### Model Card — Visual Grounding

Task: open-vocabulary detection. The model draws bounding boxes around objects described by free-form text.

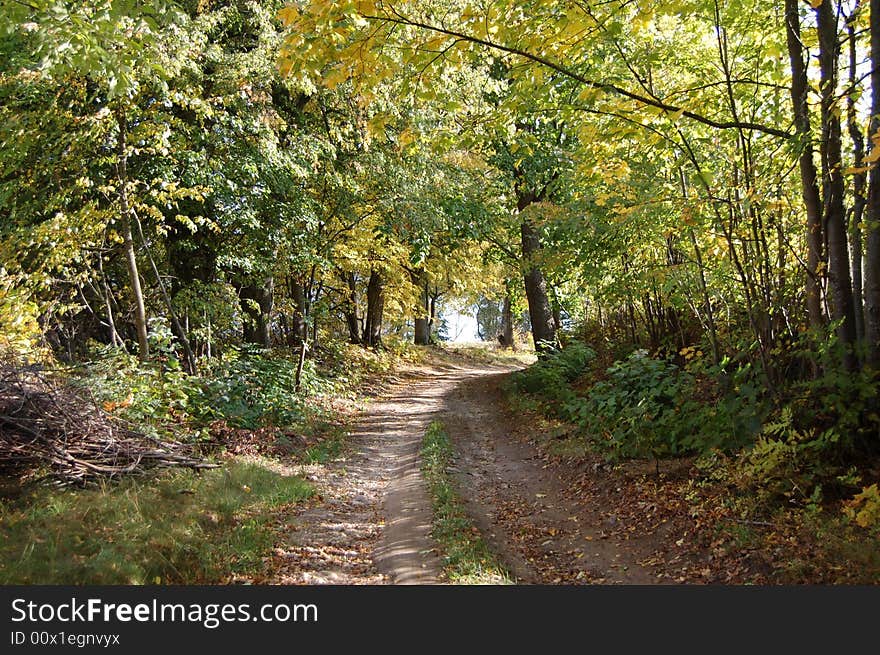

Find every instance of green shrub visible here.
[510,342,595,418]
[190,347,314,429]
[733,332,880,506]
[73,343,201,440]
[577,350,694,459]
[76,343,332,435]
[578,351,763,460]
[512,345,763,462]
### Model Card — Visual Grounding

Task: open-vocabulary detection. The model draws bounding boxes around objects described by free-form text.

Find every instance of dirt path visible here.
[270,357,666,585]
[270,360,509,584]
[444,371,664,584]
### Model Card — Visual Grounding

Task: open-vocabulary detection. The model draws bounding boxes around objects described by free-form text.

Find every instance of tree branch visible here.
[363,13,793,139]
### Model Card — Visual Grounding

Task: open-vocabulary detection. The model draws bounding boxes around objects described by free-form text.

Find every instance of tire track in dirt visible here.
[271,356,664,585]
[442,370,663,584]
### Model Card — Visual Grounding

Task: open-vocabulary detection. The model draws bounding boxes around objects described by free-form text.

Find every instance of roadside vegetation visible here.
[421,421,512,584]
[507,341,880,583]
[0,333,422,583]
[0,460,313,584]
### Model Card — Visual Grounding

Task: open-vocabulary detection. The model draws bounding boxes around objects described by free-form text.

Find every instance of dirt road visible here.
[270,357,663,584]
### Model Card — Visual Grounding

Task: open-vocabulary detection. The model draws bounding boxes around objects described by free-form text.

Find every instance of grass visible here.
[303,424,349,464]
[421,421,513,584]
[438,342,537,367]
[0,458,313,584]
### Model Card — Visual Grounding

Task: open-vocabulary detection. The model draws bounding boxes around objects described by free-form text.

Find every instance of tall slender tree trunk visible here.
[501,290,515,349]
[817,0,858,370]
[412,268,430,345]
[96,255,124,350]
[362,269,385,348]
[785,0,825,332]
[847,18,867,345]
[429,289,439,336]
[133,213,196,374]
[289,278,307,346]
[550,284,562,333]
[518,194,557,352]
[342,271,361,344]
[865,0,880,368]
[116,108,149,362]
[678,168,720,363]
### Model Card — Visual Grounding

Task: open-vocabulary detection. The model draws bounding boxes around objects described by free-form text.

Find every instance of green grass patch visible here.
[421,421,512,584]
[302,424,349,464]
[0,459,313,584]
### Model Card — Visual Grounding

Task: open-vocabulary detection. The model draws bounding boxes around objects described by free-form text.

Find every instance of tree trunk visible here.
[362,269,385,348]
[295,339,308,390]
[412,268,431,345]
[550,285,562,333]
[520,212,557,353]
[865,0,880,368]
[116,108,149,362]
[133,213,197,374]
[501,291,515,349]
[414,317,430,345]
[785,0,825,332]
[847,17,866,345]
[241,278,273,347]
[289,278,307,346]
[96,256,124,350]
[342,271,361,344]
[678,168,720,363]
[817,0,858,370]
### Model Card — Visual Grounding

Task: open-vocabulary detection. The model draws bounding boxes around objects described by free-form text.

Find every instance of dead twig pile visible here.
[0,366,215,485]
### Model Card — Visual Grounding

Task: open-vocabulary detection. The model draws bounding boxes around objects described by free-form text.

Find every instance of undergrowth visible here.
[1,333,427,583]
[507,338,880,582]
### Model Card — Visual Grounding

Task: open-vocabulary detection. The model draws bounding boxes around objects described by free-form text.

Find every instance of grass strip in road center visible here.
[421,421,512,585]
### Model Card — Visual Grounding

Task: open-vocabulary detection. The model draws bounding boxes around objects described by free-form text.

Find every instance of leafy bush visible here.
[582,352,763,460]
[575,350,697,460]
[510,342,595,416]
[733,334,879,506]
[512,346,763,461]
[190,347,313,429]
[845,484,880,530]
[735,413,837,506]
[0,277,45,361]
[76,341,329,438]
[73,343,200,441]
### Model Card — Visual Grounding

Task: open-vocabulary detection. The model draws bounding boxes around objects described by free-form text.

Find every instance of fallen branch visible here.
[0,365,215,485]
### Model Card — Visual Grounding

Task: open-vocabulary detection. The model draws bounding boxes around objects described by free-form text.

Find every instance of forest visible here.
[1,0,879,585]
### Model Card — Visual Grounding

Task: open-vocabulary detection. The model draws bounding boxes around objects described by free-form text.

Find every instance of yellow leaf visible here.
[276,6,299,26]
[367,114,390,140]
[355,0,376,14]
[398,128,416,148]
[808,0,822,7]
[323,65,349,89]
[862,149,880,164]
